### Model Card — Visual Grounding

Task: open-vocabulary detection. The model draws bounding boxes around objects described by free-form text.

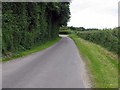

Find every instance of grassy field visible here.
[2,37,61,62]
[69,34,118,88]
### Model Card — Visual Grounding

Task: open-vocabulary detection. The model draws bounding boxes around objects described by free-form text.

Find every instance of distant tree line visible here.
[68,26,99,31]
[2,2,70,56]
[68,26,85,31]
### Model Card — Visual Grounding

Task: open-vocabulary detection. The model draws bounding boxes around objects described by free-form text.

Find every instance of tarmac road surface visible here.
[2,35,91,88]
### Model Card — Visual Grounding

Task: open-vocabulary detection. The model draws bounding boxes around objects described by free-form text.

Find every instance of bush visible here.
[59,30,71,34]
[76,29,119,54]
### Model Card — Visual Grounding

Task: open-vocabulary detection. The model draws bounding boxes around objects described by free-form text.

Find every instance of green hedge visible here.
[76,29,119,54]
[2,2,70,57]
[59,30,71,34]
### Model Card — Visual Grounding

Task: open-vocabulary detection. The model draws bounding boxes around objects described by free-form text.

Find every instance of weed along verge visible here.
[2,37,61,62]
[69,34,118,88]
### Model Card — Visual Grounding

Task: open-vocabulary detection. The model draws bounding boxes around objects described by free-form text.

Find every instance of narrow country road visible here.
[2,35,90,88]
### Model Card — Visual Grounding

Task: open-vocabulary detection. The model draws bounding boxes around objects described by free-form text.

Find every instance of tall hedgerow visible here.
[2,2,70,56]
[76,28,119,54]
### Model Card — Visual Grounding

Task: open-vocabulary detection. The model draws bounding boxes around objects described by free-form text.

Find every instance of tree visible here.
[2,2,71,56]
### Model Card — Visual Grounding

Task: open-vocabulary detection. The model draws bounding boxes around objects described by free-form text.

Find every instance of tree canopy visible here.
[2,2,70,56]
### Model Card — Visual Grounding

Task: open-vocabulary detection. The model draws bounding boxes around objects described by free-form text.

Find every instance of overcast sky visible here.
[67,0,119,29]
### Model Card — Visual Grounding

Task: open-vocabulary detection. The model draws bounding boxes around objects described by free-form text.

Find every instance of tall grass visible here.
[70,34,118,88]
[3,37,61,62]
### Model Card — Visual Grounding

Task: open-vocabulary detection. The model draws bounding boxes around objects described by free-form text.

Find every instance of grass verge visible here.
[69,34,118,88]
[2,37,61,62]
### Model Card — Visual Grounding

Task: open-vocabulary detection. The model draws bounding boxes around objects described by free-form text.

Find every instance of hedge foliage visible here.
[2,2,70,56]
[76,28,119,54]
[59,26,71,34]
[59,30,71,34]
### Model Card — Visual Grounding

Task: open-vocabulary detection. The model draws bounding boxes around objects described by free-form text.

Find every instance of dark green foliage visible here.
[68,26,99,33]
[85,28,99,31]
[2,2,70,57]
[76,28,119,54]
[68,26,86,31]
[59,26,71,34]
[59,30,71,34]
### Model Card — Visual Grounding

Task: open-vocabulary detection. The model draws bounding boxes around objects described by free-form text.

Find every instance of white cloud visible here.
[68,0,119,29]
